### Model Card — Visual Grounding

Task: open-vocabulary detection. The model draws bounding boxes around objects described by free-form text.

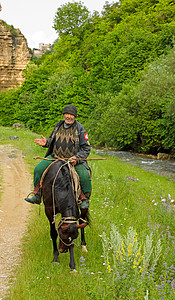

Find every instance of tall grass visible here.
[1,127,175,299]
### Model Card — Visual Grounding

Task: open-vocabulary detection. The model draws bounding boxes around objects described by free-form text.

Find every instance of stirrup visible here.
[80,199,89,209]
[24,192,41,205]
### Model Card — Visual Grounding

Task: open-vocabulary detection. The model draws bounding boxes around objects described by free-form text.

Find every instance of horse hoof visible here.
[70,269,77,275]
[82,245,88,253]
[52,259,60,264]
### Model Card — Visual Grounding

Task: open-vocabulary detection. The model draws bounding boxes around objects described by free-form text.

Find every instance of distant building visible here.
[33,43,52,58]
[39,43,51,51]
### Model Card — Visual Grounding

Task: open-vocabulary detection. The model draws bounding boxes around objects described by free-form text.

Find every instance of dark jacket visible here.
[44,120,90,169]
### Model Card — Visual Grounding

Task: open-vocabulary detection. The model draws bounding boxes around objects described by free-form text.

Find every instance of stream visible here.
[95,149,175,178]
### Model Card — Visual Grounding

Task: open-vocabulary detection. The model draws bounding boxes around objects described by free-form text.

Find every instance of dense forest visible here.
[0,0,175,154]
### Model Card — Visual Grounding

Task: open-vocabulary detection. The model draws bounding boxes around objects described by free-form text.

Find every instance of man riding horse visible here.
[25,104,91,209]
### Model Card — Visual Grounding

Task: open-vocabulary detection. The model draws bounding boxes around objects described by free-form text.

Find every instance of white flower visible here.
[154,203,158,205]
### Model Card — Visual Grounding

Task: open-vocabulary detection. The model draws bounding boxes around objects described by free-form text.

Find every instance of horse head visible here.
[58,221,87,253]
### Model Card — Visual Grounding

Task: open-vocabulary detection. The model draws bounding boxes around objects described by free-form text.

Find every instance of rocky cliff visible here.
[0,20,31,92]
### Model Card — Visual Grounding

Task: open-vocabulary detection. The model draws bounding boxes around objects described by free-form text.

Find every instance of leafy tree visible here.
[1,0,175,154]
[53,1,90,36]
[87,47,175,153]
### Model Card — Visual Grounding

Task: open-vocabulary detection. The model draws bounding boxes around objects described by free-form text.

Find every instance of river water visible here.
[95,149,175,178]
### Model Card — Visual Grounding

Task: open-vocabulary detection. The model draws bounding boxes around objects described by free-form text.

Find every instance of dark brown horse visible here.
[42,160,89,272]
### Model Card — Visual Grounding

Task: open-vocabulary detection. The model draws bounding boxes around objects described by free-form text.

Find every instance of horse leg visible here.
[69,244,77,272]
[80,209,88,253]
[50,222,60,263]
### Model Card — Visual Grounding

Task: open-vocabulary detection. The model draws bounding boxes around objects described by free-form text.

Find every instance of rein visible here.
[50,160,82,232]
[59,235,74,247]
[57,216,77,229]
[57,216,87,229]
[42,159,87,247]
[51,160,69,227]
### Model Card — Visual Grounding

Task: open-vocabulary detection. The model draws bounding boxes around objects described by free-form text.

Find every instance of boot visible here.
[80,192,90,209]
[25,192,41,204]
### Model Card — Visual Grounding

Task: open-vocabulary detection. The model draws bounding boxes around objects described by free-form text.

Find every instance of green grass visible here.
[1,127,175,299]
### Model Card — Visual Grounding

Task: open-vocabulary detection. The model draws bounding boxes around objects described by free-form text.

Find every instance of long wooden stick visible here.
[33,156,110,161]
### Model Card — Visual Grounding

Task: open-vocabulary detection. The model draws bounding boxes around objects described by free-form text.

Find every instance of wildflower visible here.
[133,260,137,269]
[107,261,112,273]
[128,243,133,257]
[121,241,125,255]
[135,246,142,258]
[116,251,119,260]
[80,256,85,262]
[119,255,123,262]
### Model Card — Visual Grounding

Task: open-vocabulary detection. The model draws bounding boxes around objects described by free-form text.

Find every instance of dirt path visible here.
[0,145,32,299]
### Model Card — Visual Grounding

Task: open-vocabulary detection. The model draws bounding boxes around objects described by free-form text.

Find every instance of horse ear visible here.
[61,224,70,231]
[76,223,87,229]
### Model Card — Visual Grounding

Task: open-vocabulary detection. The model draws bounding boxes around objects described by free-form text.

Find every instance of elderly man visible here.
[25,104,91,209]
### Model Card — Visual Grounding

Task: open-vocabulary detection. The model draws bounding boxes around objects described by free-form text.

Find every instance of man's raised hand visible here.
[34,135,47,146]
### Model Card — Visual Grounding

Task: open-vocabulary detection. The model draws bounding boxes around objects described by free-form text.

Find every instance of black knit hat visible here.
[62,105,77,117]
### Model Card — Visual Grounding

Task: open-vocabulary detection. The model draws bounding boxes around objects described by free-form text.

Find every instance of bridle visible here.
[59,235,74,247]
[43,159,87,247]
[58,217,77,247]
[57,216,78,229]
[57,216,87,247]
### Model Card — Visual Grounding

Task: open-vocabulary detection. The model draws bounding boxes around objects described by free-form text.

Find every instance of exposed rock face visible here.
[0,20,31,92]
